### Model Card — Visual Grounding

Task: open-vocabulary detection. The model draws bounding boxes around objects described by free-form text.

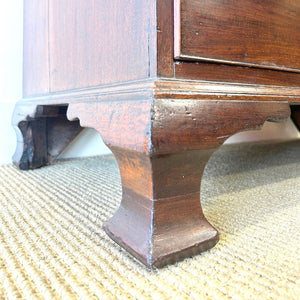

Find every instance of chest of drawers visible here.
[13,0,300,267]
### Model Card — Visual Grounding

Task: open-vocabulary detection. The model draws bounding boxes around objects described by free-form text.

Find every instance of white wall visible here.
[226,118,299,144]
[0,1,299,165]
[0,1,23,164]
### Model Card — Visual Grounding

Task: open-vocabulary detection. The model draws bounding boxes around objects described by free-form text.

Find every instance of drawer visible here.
[174,0,300,72]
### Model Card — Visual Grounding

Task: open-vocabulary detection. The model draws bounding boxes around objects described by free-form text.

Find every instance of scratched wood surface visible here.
[175,0,300,72]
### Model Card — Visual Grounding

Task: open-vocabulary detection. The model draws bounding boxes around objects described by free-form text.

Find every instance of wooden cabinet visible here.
[14,0,300,268]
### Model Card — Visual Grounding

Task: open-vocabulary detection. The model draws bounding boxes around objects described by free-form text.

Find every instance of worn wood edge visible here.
[103,186,219,269]
[151,234,219,268]
[176,53,300,74]
[104,221,219,269]
[154,79,300,102]
[15,78,300,109]
[151,99,291,154]
[19,79,156,105]
[103,223,152,268]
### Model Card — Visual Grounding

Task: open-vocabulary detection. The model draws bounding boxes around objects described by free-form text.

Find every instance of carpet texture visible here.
[0,140,299,299]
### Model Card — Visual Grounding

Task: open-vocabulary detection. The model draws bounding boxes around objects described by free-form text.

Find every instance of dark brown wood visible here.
[157,0,175,77]
[68,95,290,267]
[151,99,291,153]
[175,0,300,72]
[14,0,300,268]
[174,62,300,87]
[48,0,156,92]
[156,0,300,88]
[12,104,83,170]
[154,79,300,102]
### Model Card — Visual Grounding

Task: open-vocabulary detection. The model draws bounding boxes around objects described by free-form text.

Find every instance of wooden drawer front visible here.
[174,0,300,72]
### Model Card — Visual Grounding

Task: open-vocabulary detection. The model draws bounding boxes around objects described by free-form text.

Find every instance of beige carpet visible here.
[0,140,299,299]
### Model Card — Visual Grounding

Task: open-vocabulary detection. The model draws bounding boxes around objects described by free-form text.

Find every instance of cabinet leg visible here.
[68,97,290,268]
[12,104,83,170]
[104,148,218,267]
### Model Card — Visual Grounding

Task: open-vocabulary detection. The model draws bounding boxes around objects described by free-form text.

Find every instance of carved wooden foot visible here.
[12,104,83,170]
[68,92,290,268]
[103,149,219,267]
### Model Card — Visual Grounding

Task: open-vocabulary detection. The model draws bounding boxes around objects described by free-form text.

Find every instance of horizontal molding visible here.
[20,79,156,105]
[17,78,300,106]
[155,79,300,103]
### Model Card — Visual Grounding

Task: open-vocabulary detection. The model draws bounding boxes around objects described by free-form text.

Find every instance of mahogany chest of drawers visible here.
[13,0,300,267]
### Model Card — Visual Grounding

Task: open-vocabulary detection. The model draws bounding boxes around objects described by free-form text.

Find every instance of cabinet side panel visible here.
[23,0,50,97]
[49,0,156,91]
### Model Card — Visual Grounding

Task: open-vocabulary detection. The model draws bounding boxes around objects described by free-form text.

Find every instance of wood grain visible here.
[157,0,175,77]
[67,98,153,154]
[49,0,156,91]
[69,95,291,267]
[104,184,219,268]
[175,0,300,72]
[155,79,300,102]
[23,0,49,96]
[174,62,300,88]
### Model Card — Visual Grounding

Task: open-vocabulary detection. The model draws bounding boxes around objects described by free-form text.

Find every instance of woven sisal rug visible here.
[0,140,299,299]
